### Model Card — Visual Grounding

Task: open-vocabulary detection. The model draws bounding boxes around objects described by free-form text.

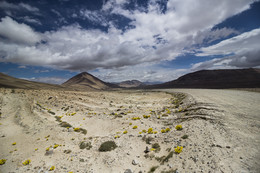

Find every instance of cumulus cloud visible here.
[90,63,188,83]
[192,28,260,70]
[196,28,260,57]
[0,0,258,82]
[0,16,41,45]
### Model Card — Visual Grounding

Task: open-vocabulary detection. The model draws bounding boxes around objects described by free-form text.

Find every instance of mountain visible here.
[62,72,118,90]
[0,73,64,90]
[118,80,144,88]
[146,68,260,89]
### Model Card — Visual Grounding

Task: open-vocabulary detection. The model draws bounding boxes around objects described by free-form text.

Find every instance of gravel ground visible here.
[0,88,259,173]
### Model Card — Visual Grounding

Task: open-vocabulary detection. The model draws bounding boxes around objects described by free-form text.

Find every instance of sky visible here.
[0,0,260,84]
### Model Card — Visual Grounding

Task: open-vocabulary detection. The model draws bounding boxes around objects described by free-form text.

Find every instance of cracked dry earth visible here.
[0,88,259,173]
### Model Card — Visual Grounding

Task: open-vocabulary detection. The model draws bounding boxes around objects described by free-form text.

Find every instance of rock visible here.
[124,169,133,173]
[216,144,222,148]
[68,127,73,132]
[168,164,173,168]
[144,146,149,153]
[132,159,139,165]
[45,147,54,155]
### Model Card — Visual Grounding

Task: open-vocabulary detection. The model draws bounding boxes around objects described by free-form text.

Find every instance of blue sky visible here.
[0,0,260,84]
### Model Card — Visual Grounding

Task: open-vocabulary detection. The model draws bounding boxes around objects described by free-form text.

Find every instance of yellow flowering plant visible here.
[174,146,183,154]
[22,159,31,165]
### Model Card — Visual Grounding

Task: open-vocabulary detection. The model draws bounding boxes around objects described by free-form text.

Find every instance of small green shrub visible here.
[59,121,72,128]
[48,110,55,115]
[161,169,178,173]
[152,143,160,148]
[148,166,159,173]
[98,141,117,152]
[79,128,87,135]
[133,126,138,129]
[142,136,154,144]
[156,151,174,164]
[79,141,92,150]
[181,134,188,139]
[151,143,161,152]
[55,116,62,122]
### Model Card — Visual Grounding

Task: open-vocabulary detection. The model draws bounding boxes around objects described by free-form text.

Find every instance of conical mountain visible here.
[62,72,118,90]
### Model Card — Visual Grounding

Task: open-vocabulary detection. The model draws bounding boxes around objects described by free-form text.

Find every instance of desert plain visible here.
[0,88,260,173]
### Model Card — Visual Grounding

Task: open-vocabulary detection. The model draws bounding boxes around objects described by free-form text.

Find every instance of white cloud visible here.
[18,65,26,68]
[19,3,39,12]
[197,28,260,57]
[24,77,66,84]
[191,29,260,71]
[0,16,41,45]
[80,9,108,26]
[90,63,188,83]
[35,70,50,73]
[191,28,260,70]
[0,0,258,82]
[192,48,260,71]
[21,16,42,25]
[0,1,39,12]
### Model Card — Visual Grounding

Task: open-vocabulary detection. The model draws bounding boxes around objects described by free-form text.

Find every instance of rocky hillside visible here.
[0,73,63,90]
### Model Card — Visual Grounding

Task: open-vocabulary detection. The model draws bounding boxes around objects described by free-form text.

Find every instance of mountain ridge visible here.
[0,72,64,90]
[117,80,145,88]
[145,68,260,89]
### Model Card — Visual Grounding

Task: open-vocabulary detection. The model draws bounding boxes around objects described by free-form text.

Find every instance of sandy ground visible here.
[0,88,259,173]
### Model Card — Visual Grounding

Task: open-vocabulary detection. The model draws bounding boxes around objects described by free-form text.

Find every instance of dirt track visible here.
[161,89,260,172]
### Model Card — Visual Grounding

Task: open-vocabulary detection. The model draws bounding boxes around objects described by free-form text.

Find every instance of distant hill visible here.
[118,80,145,88]
[0,73,64,90]
[62,72,119,90]
[146,68,260,89]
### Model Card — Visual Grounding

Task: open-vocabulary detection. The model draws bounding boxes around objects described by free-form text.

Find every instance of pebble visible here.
[144,146,149,153]
[45,147,54,155]
[68,127,73,132]
[124,169,133,173]
[132,159,139,165]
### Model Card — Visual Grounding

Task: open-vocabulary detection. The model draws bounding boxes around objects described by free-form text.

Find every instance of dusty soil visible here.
[0,88,259,173]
